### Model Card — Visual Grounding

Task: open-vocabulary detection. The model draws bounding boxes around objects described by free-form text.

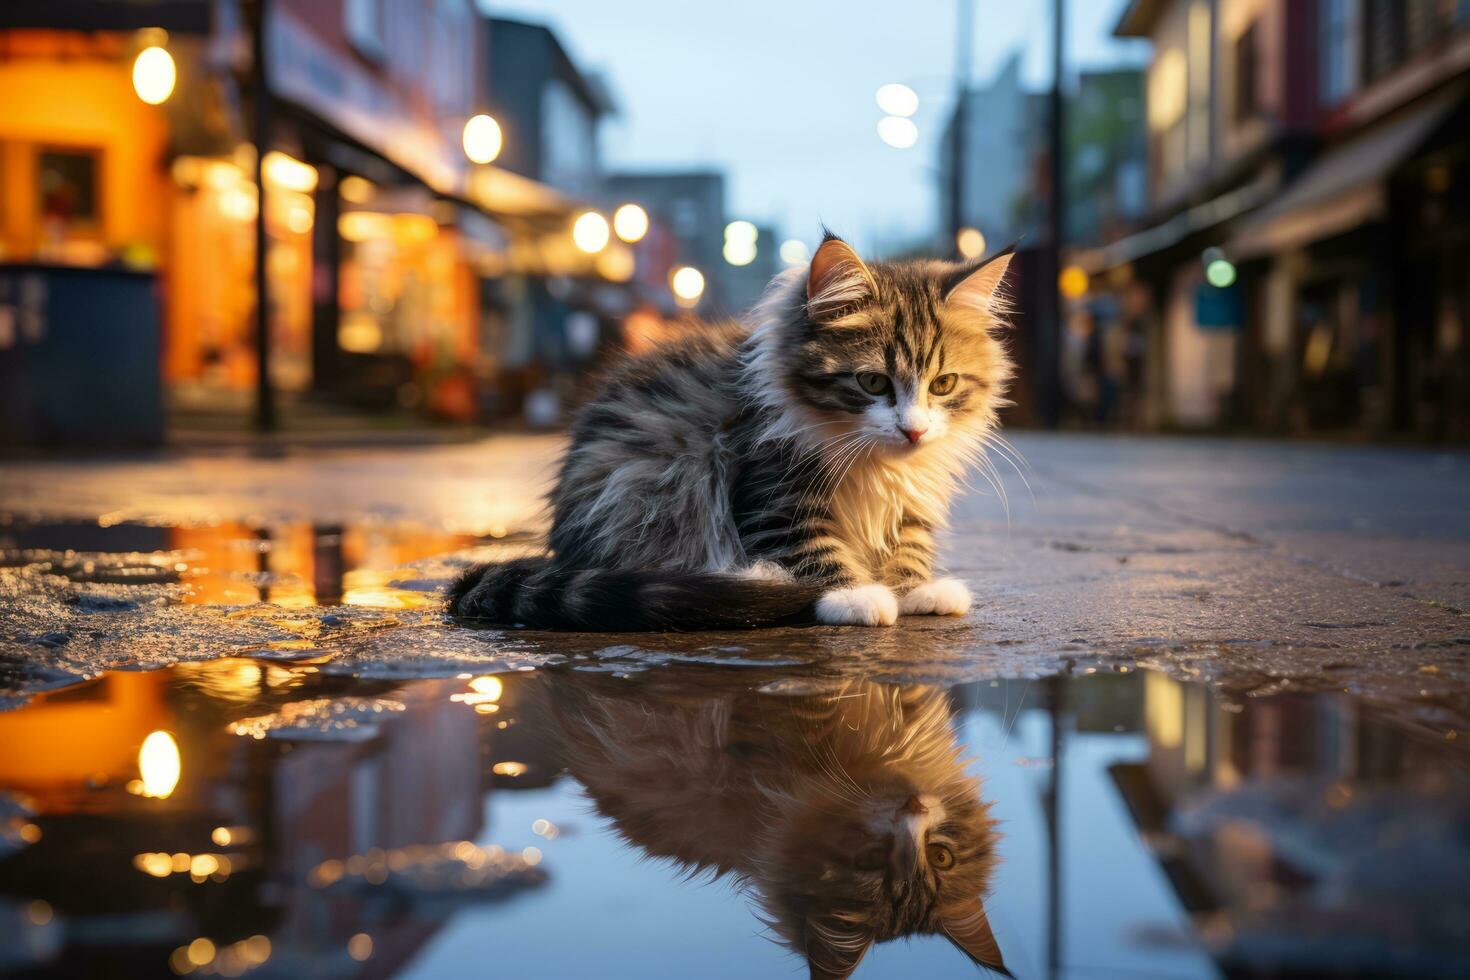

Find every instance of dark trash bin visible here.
[0,263,164,449]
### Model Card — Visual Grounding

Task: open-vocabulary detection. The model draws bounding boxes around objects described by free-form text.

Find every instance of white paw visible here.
[738,560,794,583]
[899,578,972,616]
[816,584,898,626]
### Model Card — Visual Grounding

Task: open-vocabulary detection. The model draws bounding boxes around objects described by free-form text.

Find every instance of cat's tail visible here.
[447,557,825,631]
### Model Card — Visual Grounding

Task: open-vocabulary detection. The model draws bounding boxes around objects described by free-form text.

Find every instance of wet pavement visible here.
[1,432,1468,978]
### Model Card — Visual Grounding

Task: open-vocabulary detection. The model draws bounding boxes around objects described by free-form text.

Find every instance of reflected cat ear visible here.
[942,249,1014,318]
[806,233,875,323]
[804,917,874,980]
[942,901,1011,977]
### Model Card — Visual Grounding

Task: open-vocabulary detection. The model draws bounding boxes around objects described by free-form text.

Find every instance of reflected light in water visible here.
[138,730,181,799]
[348,933,374,961]
[452,675,505,712]
[469,676,502,700]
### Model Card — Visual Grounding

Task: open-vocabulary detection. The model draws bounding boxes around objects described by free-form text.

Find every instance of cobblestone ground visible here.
[2,432,1467,733]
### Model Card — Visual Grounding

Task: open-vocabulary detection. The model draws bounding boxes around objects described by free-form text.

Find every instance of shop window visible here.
[37,147,101,238]
[1234,23,1259,124]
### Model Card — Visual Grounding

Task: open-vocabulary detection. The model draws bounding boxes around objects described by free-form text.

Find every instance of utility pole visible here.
[1044,674,1065,979]
[1041,0,1066,428]
[251,0,276,433]
[948,0,973,255]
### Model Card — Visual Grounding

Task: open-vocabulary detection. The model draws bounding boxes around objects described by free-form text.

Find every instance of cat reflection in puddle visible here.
[544,676,1009,978]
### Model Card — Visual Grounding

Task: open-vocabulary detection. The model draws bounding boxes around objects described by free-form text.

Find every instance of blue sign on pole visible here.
[1195,282,1242,331]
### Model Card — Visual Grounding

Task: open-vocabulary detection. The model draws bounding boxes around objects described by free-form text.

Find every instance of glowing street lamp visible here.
[132,45,176,105]
[875,83,919,117]
[613,203,648,243]
[1058,264,1090,299]
[572,211,610,253]
[1202,247,1237,288]
[462,114,503,165]
[670,266,705,305]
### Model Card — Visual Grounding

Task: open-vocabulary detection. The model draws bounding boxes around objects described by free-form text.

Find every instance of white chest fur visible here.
[830,453,957,572]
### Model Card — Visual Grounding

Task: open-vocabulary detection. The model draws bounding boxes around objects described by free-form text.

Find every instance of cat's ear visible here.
[804,917,874,980]
[806,234,874,323]
[941,901,1011,977]
[942,249,1013,318]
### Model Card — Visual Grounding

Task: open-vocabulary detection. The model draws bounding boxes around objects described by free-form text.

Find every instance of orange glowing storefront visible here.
[0,3,508,426]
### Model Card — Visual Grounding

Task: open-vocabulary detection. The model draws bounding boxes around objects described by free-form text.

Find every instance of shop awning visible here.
[1078,174,1275,274]
[0,1,213,33]
[1228,94,1458,259]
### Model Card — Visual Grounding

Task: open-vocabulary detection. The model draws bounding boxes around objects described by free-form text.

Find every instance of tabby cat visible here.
[451,233,1014,629]
[539,673,1009,978]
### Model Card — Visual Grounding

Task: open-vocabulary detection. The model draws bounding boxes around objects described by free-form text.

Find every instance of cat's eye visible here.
[855,846,888,871]
[929,373,959,396]
[926,843,956,869]
[856,372,891,395]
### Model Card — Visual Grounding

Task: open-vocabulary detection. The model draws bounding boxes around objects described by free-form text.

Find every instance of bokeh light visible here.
[138,730,181,799]
[132,46,176,105]
[875,82,919,117]
[1206,257,1237,288]
[779,239,810,265]
[1058,265,1090,299]
[956,227,986,259]
[877,116,918,149]
[670,266,705,304]
[613,203,648,243]
[572,211,610,253]
[724,220,757,244]
[462,114,503,165]
[723,238,757,266]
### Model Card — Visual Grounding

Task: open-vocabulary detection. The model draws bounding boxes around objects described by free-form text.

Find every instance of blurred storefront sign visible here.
[267,5,465,201]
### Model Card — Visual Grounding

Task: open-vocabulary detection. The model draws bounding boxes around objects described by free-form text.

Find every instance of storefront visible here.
[0,5,525,434]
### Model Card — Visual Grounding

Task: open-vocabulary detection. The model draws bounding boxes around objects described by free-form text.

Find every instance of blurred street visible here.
[4,432,1467,713]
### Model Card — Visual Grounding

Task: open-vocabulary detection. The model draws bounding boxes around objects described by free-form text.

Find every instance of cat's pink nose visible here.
[900,795,928,815]
[900,425,927,445]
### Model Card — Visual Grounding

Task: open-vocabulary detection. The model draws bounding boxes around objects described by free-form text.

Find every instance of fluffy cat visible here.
[537,673,1009,978]
[450,233,1014,629]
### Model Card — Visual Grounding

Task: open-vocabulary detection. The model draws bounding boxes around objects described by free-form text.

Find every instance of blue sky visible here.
[483,0,1148,257]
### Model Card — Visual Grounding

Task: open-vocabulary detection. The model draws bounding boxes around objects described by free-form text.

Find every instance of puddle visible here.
[0,516,490,610]
[0,658,1465,978]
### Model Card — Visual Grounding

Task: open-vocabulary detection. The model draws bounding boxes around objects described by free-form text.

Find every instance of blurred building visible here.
[941,52,1146,428]
[604,170,730,314]
[1088,0,1470,438]
[1067,67,1150,247]
[939,53,1039,252]
[0,2,668,442]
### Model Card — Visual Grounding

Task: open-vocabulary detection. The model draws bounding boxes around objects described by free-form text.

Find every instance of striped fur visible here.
[450,234,1014,630]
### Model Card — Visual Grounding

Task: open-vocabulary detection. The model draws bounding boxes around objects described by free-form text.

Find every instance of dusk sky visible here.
[483,0,1147,257]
